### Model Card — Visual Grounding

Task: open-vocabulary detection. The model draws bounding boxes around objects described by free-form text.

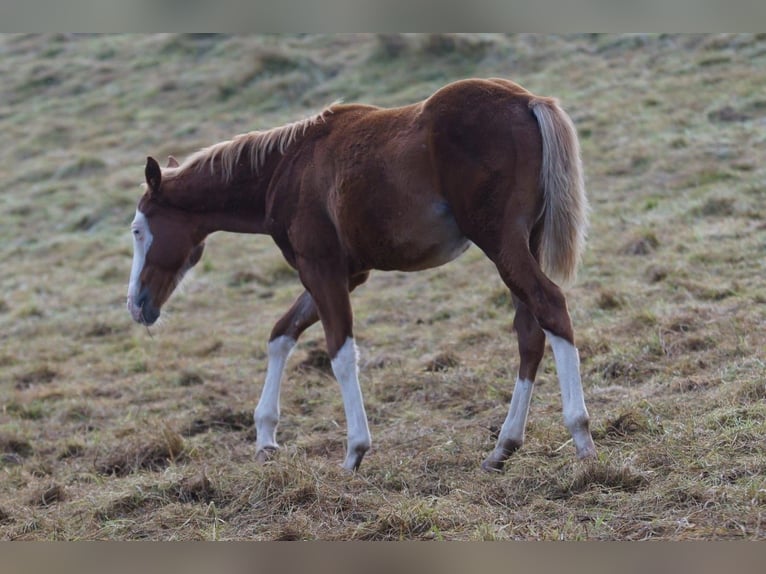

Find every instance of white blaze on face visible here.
[127,209,153,322]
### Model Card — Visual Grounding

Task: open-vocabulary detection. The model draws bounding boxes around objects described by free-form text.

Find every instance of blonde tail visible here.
[529,97,589,285]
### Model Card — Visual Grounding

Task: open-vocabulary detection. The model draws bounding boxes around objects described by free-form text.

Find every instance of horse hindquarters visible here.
[429,88,596,469]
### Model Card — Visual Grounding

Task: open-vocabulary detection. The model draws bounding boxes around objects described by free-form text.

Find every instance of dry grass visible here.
[1,33,766,540]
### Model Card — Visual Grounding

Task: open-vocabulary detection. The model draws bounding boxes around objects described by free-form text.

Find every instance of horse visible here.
[126,77,596,472]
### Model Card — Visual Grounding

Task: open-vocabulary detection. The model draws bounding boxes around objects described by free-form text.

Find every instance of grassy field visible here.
[1,33,766,540]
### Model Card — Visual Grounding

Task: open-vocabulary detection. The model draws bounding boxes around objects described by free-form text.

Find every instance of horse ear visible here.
[145,156,162,193]
[167,155,179,168]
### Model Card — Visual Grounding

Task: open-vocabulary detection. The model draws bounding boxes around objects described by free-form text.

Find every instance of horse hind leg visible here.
[482,297,545,471]
[490,238,596,466]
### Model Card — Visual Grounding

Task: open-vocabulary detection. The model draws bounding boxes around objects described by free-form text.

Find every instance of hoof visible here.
[573,431,597,460]
[481,440,520,473]
[255,446,278,464]
[341,455,363,473]
[480,458,505,473]
[576,444,597,460]
[341,445,369,472]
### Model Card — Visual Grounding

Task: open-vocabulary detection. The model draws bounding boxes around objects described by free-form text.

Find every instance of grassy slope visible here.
[1,33,765,540]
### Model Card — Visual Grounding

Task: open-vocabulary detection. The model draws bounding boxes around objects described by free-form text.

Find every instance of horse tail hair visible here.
[529,96,589,286]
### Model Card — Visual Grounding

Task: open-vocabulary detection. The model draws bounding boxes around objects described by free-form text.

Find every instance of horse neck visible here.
[164,160,274,235]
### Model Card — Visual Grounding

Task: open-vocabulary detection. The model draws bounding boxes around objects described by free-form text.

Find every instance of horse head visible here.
[126,156,205,325]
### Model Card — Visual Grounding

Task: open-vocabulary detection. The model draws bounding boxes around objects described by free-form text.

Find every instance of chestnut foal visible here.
[127,78,596,472]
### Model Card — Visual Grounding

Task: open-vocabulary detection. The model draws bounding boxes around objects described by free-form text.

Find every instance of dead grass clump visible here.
[55,155,106,179]
[552,461,649,499]
[674,376,717,393]
[645,265,669,283]
[356,500,441,540]
[227,270,263,287]
[0,434,33,459]
[28,483,65,507]
[479,472,552,509]
[679,336,716,353]
[274,525,307,540]
[296,348,332,373]
[419,33,495,60]
[194,340,223,357]
[620,231,660,256]
[259,258,298,286]
[694,196,737,217]
[488,288,513,309]
[666,485,715,507]
[95,427,186,476]
[57,442,85,459]
[301,437,341,460]
[597,357,639,383]
[371,34,411,60]
[98,490,158,521]
[227,459,324,519]
[735,380,766,403]
[168,472,217,504]
[182,407,253,436]
[658,329,712,358]
[83,322,123,338]
[603,410,653,437]
[14,365,57,389]
[423,351,460,372]
[62,404,92,423]
[708,105,751,123]
[176,370,205,387]
[596,290,625,310]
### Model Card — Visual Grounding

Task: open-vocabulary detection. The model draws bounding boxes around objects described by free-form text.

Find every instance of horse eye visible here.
[132,229,141,238]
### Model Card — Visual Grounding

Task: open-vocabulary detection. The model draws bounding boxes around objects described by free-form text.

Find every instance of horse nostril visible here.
[136,288,149,310]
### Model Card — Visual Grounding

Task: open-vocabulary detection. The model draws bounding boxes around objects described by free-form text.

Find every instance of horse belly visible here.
[402,230,470,271]
[371,201,470,272]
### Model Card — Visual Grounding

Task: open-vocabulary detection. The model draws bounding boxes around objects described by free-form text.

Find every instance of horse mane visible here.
[169,104,338,183]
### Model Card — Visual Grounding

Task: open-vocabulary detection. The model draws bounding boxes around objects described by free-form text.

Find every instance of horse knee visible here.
[531,289,574,343]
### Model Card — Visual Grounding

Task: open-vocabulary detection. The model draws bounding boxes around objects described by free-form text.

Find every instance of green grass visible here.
[1,33,766,540]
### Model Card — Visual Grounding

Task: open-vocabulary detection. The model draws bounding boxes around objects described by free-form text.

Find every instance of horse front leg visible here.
[254,290,318,462]
[330,336,371,471]
[300,264,371,471]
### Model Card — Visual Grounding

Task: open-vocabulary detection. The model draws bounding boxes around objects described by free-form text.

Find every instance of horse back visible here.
[269,79,545,271]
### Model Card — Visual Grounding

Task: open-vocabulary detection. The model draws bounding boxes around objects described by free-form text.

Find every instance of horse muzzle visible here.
[127,288,161,325]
